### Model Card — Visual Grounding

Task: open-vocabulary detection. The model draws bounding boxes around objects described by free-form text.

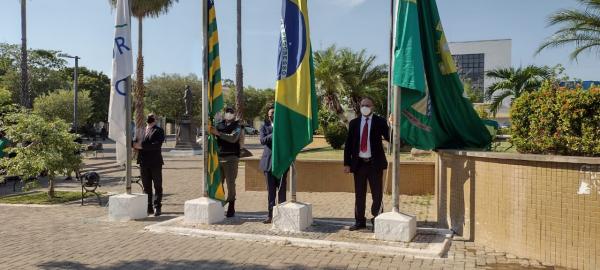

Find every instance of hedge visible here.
[511,82,600,156]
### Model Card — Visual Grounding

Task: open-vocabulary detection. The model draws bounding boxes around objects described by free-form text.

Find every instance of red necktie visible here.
[360,118,369,152]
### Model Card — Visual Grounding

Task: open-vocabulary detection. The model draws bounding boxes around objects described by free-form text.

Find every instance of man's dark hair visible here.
[224,107,235,113]
[361,96,375,104]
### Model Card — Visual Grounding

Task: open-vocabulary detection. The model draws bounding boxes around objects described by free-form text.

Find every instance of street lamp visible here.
[58,53,80,133]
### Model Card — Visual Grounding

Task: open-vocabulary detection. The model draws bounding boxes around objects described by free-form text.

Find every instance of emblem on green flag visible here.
[393,0,492,150]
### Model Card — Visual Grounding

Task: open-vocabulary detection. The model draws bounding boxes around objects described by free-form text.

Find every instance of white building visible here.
[448,39,512,119]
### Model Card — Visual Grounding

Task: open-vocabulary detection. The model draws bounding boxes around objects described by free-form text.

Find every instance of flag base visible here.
[108,193,148,222]
[272,202,313,232]
[184,197,225,224]
[374,211,417,242]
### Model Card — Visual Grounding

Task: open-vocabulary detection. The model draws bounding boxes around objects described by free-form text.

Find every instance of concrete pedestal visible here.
[272,202,313,232]
[374,211,417,242]
[108,193,148,222]
[183,197,225,224]
[175,116,200,149]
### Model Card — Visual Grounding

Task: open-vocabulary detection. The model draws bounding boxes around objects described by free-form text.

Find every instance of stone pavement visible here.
[0,141,562,269]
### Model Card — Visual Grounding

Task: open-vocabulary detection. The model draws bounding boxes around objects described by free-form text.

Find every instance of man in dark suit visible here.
[344,97,390,231]
[259,105,288,224]
[135,114,165,216]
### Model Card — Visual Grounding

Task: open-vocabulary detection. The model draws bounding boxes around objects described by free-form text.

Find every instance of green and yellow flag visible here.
[393,0,491,149]
[206,0,225,201]
[271,0,318,179]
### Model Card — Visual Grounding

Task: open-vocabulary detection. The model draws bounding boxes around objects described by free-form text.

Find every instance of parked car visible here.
[244,126,259,135]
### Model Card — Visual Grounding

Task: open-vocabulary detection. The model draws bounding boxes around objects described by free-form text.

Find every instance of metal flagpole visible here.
[125,77,132,194]
[391,0,401,213]
[201,0,209,198]
[124,5,133,195]
[290,161,296,203]
[387,0,394,155]
[73,56,80,133]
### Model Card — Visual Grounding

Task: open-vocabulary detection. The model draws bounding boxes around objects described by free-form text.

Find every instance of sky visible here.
[0,0,598,89]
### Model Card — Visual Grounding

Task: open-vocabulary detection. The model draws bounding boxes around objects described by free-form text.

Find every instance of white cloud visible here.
[332,0,367,8]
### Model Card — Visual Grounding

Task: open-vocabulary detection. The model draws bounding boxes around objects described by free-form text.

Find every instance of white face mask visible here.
[224,112,235,121]
[360,106,372,116]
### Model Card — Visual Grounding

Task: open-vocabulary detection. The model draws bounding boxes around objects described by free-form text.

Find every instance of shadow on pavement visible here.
[38,259,346,270]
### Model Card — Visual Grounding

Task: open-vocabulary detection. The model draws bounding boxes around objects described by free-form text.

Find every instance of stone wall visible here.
[437,150,600,270]
[243,158,435,195]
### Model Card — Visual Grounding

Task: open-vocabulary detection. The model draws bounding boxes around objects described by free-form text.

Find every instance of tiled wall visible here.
[438,152,600,269]
[244,159,435,195]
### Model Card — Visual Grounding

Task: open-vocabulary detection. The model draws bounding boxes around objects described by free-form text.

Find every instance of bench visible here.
[78,172,102,206]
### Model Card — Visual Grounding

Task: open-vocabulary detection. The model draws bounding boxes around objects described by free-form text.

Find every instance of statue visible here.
[184,85,193,116]
[175,85,200,150]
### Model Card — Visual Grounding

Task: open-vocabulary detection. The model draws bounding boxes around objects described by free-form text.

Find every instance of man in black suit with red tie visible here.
[344,97,390,231]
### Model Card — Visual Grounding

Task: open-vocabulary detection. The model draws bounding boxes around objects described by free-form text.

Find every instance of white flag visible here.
[108,0,133,165]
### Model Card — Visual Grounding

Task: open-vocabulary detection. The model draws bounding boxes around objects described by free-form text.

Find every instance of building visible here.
[448,39,512,103]
[559,81,600,90]
[449,39,512,121]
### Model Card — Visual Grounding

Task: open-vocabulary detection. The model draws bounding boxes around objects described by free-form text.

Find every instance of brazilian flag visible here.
[272,0,318,179]
[393,0,491,150]
[206,0,225,201]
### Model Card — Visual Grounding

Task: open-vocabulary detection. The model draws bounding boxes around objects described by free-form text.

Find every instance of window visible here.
[452,53,485,102]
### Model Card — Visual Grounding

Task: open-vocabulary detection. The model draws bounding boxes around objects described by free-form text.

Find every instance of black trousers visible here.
[265,171,288,218]
[140,165,163,209]
[353,160,384,225]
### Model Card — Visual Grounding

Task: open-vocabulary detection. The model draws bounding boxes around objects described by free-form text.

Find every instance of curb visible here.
[145,216,452,258]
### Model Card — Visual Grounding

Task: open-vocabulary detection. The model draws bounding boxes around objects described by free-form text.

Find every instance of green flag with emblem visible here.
[393,0,491,150]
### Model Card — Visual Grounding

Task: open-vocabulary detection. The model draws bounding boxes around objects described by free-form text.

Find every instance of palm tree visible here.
[313,45,346,124]
[20,0,29,108]
[110,0,178,142]
[338,48,388,117]
[537,0,600,59]
[235,0,244,121]
[485,66,552,117]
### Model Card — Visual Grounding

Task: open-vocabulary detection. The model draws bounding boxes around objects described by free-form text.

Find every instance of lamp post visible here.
[58,54,80,133]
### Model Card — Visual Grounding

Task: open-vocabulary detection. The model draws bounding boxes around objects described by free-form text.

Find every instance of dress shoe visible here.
[154,207,161,217]
[262,217,272,224]
[348,224,367,231]
[226,200,235,218]
[147,207,154,215]
[371,218,375,232]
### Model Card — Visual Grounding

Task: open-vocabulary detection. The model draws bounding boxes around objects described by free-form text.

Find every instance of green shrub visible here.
[33,89,92,127]
[324,123,348,150]
[511,82,600,156]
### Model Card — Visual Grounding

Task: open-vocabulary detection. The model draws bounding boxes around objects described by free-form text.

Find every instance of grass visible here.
[0,191,95,205]
[297,147,435,162]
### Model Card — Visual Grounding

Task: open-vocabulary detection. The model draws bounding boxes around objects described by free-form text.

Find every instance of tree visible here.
[313,45,346,124]
[0,112,81,198]
[485,65,552,117]
[109,0,179,146]
[33,89,93,128]
[235,0,244,121]
[0,43,67,103]
[61,67,110,123]
[538,0,600,59]
[224,86,274,125]
[338,48,388,117]
[144,73,202,124]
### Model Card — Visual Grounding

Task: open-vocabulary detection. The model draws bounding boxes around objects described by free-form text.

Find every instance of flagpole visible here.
[387,0,394,155]
[391,0,401,213]
[290,161,296,203]
[201,0,209,198]
[125,77,132,194]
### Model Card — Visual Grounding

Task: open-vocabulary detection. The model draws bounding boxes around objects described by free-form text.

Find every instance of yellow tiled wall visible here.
[439,152,600,269]
[244,159,435,195]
